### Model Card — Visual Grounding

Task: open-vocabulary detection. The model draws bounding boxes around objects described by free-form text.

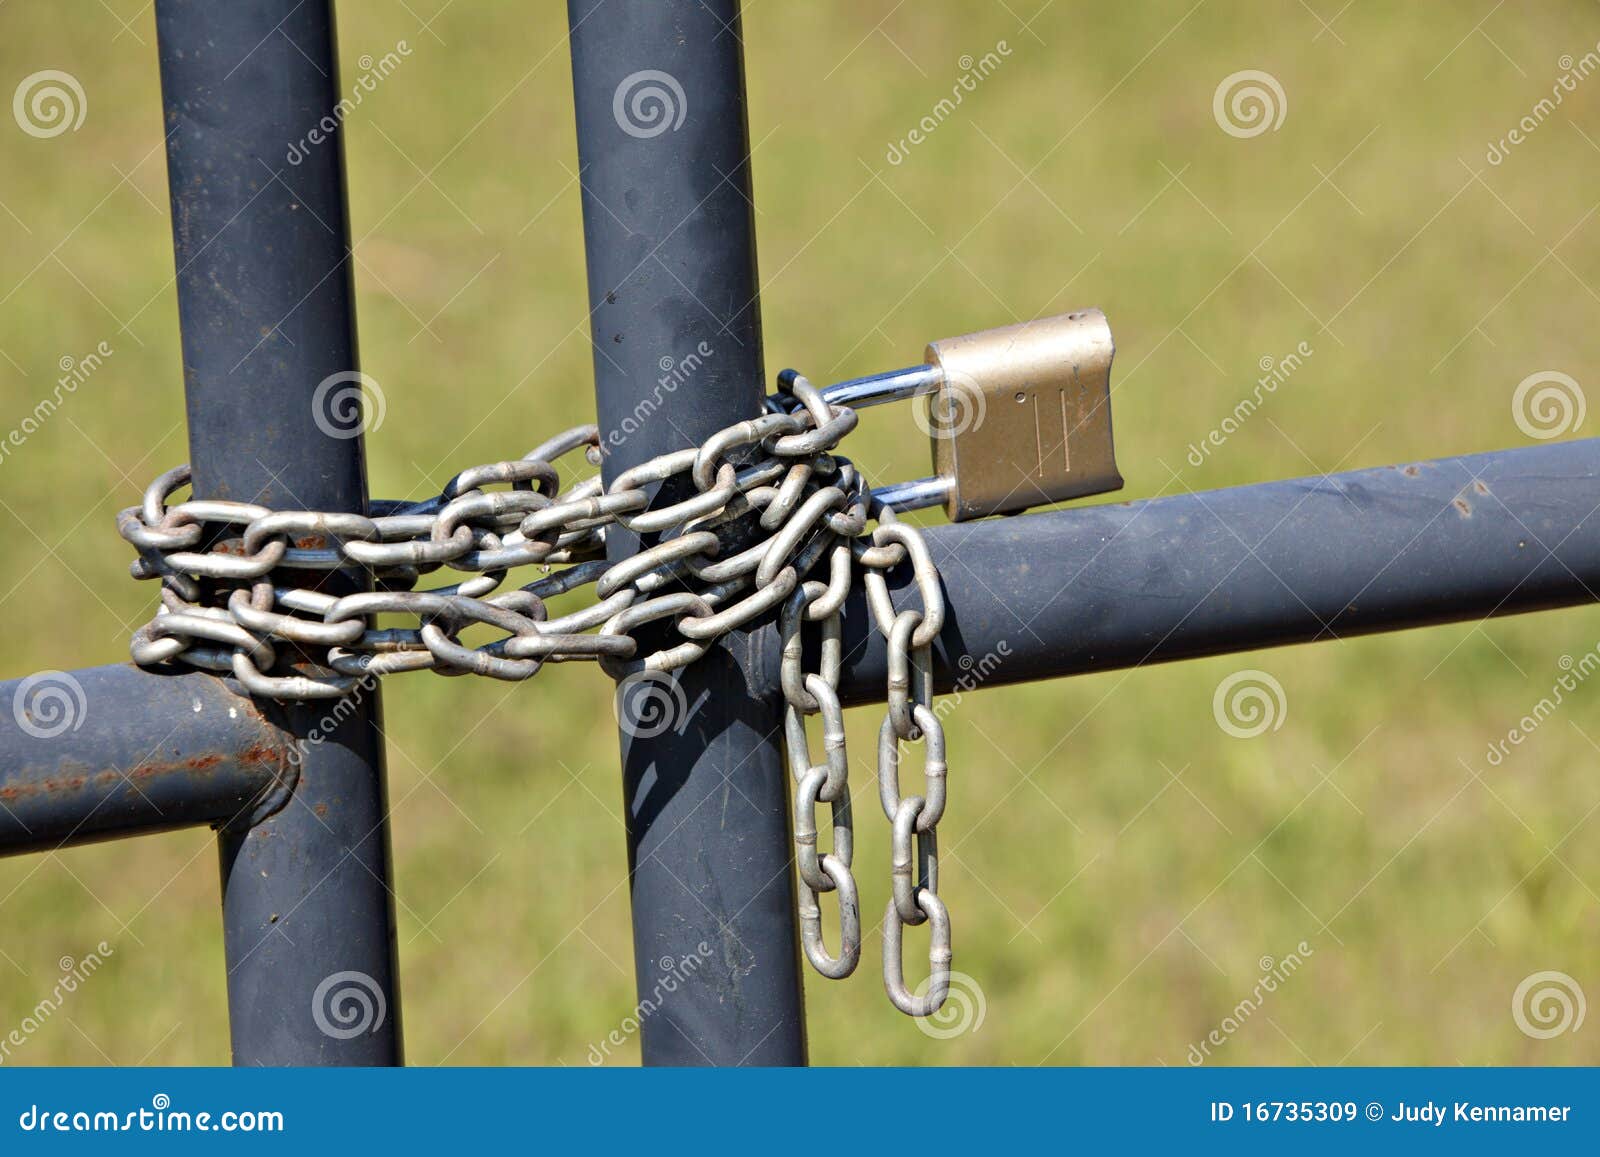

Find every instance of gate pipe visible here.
[156,0,402,1066]
[818,438,1600,702]
[569,0,809,1066]
[0,665,294,856]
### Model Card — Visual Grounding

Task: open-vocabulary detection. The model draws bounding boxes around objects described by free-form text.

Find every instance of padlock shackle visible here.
[818,364,943,410]
[870,475,954,515]
[773,364,943,412]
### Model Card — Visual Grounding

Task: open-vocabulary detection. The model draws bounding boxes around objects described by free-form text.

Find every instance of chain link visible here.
[117,371,953,1017]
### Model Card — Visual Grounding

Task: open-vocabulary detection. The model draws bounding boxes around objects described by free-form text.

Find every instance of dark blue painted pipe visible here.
[827,438,1600,702]
[156,0,401,1066]
[569,0,809,1067]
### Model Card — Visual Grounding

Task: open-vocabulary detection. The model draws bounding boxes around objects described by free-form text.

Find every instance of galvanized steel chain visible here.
[117,379,852,695]
[781,532,859,982]
[780,499,953,1016]
[116,371,954,1016]
[863,517,952,1016]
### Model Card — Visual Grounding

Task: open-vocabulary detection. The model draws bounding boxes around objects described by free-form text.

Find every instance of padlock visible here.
[779,310,1123,521]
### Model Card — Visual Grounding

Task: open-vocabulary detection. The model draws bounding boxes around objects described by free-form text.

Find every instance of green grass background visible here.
[2,0,1600,1065]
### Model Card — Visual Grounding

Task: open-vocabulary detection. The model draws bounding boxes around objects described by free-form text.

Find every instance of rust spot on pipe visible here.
[1,775,86,801]
[1,701,291,814]
[239,741,283,766]
[1453,497,1472,517]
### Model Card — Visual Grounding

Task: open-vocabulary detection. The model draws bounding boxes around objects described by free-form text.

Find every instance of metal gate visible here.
[2,0,1597,1066]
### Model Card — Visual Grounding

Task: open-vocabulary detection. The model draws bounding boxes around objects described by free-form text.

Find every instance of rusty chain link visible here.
[116,372,954,1017]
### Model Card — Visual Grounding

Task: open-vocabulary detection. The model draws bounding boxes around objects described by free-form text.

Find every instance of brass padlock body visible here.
[925,309,1123,521]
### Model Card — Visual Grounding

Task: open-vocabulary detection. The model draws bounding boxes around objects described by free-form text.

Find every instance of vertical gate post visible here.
[568,0,808,1065]
[156,0,402,1064]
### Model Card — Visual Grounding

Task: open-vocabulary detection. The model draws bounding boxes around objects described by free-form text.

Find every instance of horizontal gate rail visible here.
[824,438,1600,703]
[8,438,1596,857]
[0,666,294,855]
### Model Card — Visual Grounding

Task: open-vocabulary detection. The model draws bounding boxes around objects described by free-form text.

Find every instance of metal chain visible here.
[116,372,952,1017]
[779,498,953,1016]
[862,515,952,1017]
[780,537,858,981]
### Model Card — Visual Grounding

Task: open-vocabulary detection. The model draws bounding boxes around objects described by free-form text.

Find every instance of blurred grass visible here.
[2,0,1600,1065]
